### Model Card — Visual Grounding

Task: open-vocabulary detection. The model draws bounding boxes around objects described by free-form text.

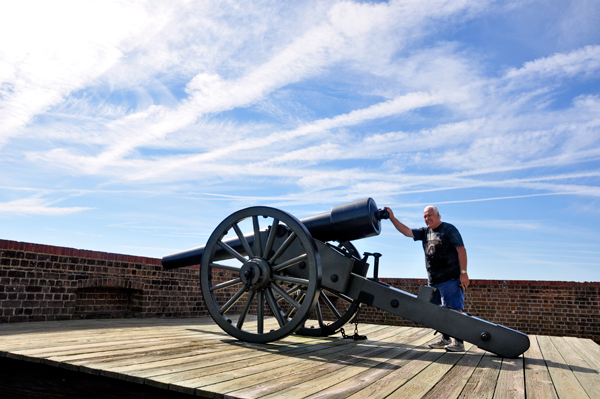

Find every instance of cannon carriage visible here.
[163,198,530,358]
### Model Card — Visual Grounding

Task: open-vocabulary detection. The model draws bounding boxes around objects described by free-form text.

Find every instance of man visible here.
[384,205,469,352]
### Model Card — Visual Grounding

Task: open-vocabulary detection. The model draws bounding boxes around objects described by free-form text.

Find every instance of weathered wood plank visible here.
[552,336,600,399]
[206,325,404,398]
[158,324,389,395]
[251,328,436,399]
[493,355,525,399]
[0,318,221,354]
[537,335,590,399]
[564,337,600,370]
[458,352,502,399]
[128,336,334,384]
[524,335,558,399]
[386,344,475,399]
[299,328,435,399]
[161,339,350,395]
[130,323,384,385]
[18,335,216,359]
[75,318,281,375]
[420,346,485,399]
[227,345,390,399]
[146,332,365,389]
[344,345,447,399]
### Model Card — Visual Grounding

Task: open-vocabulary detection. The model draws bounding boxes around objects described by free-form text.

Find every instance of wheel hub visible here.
[240,258,270,290]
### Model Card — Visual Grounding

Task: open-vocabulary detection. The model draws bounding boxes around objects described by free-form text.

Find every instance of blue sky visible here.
[1,0,599,282]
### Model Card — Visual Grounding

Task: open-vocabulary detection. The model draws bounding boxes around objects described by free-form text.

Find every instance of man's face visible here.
[423,208,441,229]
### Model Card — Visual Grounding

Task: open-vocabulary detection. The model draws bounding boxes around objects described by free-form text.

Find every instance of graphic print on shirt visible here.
[425,228,441,257]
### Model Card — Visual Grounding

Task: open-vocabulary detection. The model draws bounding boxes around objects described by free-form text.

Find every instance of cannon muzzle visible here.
[162,197,387,270]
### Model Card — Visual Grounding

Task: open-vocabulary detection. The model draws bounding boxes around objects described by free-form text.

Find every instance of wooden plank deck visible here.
[1,317,599,399]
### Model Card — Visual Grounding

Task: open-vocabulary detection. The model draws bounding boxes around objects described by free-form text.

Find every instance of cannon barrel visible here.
[301,197,386,242]
[162,197,388,270]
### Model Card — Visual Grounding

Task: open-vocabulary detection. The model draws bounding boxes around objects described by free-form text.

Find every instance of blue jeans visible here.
[430,277,464,341]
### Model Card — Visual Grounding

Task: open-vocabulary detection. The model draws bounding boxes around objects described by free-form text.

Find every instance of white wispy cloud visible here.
[504,45,600,80]
[0,1,166,146]
[13,0,488,177]
[6,1,595,186]
[0,196,93,216]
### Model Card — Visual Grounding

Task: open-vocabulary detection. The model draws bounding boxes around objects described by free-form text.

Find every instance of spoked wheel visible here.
[200,206,322,343]
[296,241,363,337]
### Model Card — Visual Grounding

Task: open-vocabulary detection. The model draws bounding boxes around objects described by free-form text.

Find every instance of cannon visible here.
[163,198,530,358]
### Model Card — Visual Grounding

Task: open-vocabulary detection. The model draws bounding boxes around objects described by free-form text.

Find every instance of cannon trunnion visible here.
[162,198,530,358]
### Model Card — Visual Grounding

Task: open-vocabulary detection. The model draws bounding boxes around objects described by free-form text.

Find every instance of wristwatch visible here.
[460,270,468,274]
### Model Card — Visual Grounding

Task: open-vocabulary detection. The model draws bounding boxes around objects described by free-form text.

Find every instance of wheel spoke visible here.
[266,288,286,327]
[272,253,308,272]
[209,278,242,292]
[264,218,280,258]
[218,240,247,263]
[257,291,264,334]
[295,288,359,337]
[219,286,246,315]
[209,262,241,272]
[285,285,302,297]
[270,282,301,310]
[269,232,297,264]
[326,290,354,303]
[286,291,305,318]
[232,222,254,259]
[315,301,325,328]
[321,292,342,319]
[237,289,256,329]
[273,274,310,287]
[252,216,263,257]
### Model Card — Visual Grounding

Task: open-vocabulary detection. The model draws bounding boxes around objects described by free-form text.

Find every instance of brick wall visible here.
[1,239,598,344]
[0,240,206,321]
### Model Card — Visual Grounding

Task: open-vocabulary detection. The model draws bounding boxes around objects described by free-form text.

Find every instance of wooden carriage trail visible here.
[1,316,599,398]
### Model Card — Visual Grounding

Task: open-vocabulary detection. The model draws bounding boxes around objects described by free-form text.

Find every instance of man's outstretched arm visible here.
[384,207,414,238]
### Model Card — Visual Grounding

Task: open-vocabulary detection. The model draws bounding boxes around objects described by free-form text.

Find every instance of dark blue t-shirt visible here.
[412,222,464,284]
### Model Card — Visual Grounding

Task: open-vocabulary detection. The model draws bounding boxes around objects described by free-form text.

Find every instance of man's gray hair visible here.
[424,205,441,219]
